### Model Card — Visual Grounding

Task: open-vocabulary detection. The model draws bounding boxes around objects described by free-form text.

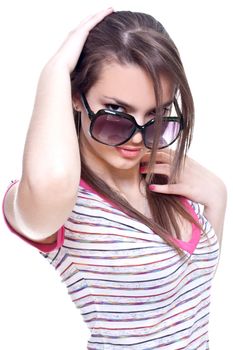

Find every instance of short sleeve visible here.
[187,200,212,233]
[2,180,65,253]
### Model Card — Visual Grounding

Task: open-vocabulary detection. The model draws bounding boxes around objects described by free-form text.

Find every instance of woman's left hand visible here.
[140,150,227,246]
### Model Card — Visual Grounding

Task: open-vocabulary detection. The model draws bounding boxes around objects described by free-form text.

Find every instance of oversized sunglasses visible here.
[81,94,184,149]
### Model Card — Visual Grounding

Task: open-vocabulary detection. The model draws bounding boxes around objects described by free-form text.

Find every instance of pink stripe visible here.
[84,297,210,324]
[86,301,210,330]
[73,275,212,302]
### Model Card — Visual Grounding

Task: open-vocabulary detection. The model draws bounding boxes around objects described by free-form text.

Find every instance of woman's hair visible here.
[71,11,201,252]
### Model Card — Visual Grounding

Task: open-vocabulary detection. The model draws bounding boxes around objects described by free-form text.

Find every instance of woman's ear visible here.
[72,94,82,112]
[72,94,82,137]
[73,103,80,112]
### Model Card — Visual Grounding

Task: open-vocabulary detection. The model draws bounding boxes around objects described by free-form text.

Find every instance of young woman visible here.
[2,8,227,349]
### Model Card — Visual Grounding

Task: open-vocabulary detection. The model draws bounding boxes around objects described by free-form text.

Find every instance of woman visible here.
[2,8,227,349]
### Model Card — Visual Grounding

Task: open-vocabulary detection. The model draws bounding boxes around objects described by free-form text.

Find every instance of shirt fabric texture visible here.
[2,179,219,349]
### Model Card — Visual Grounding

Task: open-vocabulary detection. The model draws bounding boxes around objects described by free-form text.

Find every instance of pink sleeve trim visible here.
[170,198,201,254]
[2,180,65,253]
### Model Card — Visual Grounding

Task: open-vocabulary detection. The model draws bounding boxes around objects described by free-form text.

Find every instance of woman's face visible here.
[78,62,175,173]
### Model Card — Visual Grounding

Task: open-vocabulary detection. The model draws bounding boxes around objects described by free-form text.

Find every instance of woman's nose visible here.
[130,130,143,144]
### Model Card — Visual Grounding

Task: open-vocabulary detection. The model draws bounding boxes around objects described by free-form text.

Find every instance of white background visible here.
[0,0,232,349]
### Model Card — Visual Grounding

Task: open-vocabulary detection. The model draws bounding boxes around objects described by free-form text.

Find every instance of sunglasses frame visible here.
[81,94,184,149]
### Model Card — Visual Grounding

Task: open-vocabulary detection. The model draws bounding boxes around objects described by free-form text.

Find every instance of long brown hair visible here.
[71,11,201,252]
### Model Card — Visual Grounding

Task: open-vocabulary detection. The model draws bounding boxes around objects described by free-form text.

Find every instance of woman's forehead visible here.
[88,62,175,107]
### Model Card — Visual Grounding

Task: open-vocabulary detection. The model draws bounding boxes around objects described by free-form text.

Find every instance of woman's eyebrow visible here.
[102,96,133,109]
[102,95,173,111]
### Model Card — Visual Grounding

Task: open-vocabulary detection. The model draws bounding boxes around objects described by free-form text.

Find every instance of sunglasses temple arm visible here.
[173,98,185,130]
[81,94,95,118]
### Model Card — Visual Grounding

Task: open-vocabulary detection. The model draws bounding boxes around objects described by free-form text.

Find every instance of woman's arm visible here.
[201,175,227,249]
[4,8,113,242]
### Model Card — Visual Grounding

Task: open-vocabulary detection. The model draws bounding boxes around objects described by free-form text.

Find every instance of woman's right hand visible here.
[48,7,113,73]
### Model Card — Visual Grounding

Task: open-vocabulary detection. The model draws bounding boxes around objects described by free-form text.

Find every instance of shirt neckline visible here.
[79,179,201,254]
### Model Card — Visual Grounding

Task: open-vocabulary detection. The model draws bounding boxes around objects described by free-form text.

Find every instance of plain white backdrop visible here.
[0,0,232,349]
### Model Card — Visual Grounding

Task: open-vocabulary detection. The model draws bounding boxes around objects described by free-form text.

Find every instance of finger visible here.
[140,151,151,165]
[58,7,114,72]
[81,7,114,31]
[140,163,171,177]
[155,150,174,163]
[140,149,174,165]
[149,183,190,196]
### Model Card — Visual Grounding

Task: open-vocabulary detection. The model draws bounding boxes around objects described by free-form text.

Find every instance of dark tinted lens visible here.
[144,120,180,149]
[143,122,156,148]
[91,114,135,145]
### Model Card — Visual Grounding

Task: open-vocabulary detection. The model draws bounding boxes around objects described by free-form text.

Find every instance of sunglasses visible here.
[81,94,184,149]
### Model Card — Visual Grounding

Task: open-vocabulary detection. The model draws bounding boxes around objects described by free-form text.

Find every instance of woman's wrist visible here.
[42,55,71,77]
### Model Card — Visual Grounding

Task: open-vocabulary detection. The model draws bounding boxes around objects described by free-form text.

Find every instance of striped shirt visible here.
[2,179,219,349]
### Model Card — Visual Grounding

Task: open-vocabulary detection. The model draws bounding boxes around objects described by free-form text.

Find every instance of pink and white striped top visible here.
[2,179,219,349]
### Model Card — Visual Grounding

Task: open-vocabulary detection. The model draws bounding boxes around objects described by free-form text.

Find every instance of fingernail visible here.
[149,185,156,191]
[140,166,147,172]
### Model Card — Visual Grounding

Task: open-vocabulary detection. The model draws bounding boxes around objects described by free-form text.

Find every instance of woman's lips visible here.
[116,147,142,158]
